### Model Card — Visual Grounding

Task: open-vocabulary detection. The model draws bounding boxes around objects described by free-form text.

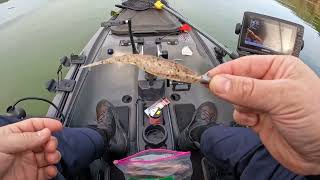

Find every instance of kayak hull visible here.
[48,6,235,180]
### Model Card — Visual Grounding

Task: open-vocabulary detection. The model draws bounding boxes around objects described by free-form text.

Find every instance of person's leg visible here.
[54,127,106,178]
[0,115,21,126]
[201,126,306,180]
[55,99,127,178]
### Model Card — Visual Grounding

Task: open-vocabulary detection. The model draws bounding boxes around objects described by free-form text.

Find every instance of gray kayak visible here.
[47,1,235,179]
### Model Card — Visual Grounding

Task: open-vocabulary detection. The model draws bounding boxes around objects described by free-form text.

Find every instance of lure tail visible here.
[81,61,105,69]
[81,55,134,69]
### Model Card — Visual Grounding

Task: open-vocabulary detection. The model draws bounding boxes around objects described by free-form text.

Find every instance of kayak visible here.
[47,0,235,179]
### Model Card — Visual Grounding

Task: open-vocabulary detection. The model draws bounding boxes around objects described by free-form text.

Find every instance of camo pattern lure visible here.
[81,54,202,84]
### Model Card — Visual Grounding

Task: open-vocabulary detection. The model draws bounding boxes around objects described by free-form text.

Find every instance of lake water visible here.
[0,0,319,115]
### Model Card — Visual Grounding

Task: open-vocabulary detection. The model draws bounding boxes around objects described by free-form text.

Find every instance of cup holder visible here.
[122,95,132,103]
[143,124,167,146]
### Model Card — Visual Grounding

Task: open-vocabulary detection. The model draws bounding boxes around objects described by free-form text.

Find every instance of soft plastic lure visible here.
[81,54,205,84]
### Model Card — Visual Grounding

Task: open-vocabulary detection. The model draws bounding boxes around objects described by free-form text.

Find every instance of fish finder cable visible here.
[6,97,66,122]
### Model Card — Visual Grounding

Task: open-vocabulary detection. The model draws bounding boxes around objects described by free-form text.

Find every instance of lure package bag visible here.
[114,149,193,180]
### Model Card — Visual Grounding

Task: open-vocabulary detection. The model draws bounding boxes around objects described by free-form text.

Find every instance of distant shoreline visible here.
[0,0,9,4]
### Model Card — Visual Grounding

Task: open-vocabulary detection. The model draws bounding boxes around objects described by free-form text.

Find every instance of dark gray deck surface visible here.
[67,31,234,129]
[64,30,235,180]
[47,6,236,180]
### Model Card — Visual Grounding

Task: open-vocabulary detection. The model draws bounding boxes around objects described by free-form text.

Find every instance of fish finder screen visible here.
[244,17,298,54]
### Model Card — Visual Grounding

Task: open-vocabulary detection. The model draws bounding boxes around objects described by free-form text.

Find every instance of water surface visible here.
[0,0,319,115]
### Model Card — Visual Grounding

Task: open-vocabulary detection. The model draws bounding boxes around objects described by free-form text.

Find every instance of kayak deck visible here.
[50,7,235,180]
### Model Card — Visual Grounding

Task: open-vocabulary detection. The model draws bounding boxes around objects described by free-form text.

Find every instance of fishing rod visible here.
[154,0,239,60]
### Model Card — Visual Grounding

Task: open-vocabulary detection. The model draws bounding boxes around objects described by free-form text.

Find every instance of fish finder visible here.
[236,12,304,57]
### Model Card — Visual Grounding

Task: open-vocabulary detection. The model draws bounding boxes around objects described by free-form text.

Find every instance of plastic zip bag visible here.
[114,149,193,180]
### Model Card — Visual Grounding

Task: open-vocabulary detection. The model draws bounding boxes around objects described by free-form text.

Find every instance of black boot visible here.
[178,102,218,151]
[95,99,127,155]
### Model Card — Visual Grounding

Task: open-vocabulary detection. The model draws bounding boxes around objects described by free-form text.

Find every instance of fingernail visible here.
[207,72,213,77]
[37,128,49,136]
[213,75,231,93]
[246,115,258,126]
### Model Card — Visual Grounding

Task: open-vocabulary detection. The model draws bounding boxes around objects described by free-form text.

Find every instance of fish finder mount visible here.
[235,12,304,57]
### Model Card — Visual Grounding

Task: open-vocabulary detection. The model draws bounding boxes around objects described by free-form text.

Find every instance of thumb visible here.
[0,128,51,153]
[209,74,280,111]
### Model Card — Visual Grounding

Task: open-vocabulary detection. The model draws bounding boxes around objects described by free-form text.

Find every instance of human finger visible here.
[7,118,62,133]
[209,74,284,111]
[36,150,60,168]
[207,55,293,80]
[233,105,260,114]
[46,166,58,179]
[45,151,61,165]
[38,166,58,180]
[35,136,58,153]
[0,128,51,153]
[233,110,259,127]
[44,136,58,153]
[36,150,61,167]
